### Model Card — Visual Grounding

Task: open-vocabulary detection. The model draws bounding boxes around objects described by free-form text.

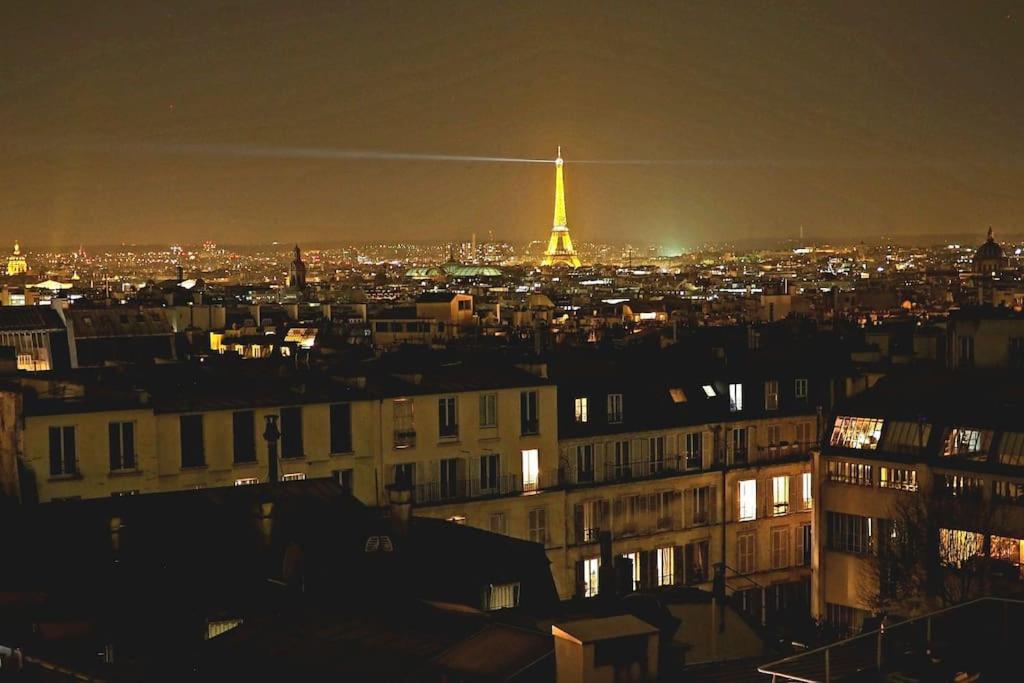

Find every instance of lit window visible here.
[574,397,589,423]
[729,384,743,412]
[446,515,467,525]
[826,460,873,486]
[656,546,675,586]
[939,528,984,567]
[485,582,520,610]
[999,432,1024,466]
[879,467,918,492]
[802,472,813,509]
[281,472,306,482]
[943,428,992,458]
[739,480,757,521]
[206,619,243,640]
[829,416,883,450]
[582,557,600,597]
[702,385,716,398]
[772,476,789,516]
[621,552,642,591]
[234,477,258,486]
[668,388,686,403]
[522,449,539,492]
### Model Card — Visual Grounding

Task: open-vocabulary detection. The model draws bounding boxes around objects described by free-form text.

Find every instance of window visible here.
[796,422,813,447]
[575,499,607,544]
[440,457,460,499]
[108,421,136,471]
[692,486,710,525]
[882,421,932,454]
[521,449,539,492]
[830,416,883,450]
[280,407,303,459]
[329,403,352,453]
[334,468,353,493]
[879,466,918,492]
[574,397,588,423]
[281,472,306,482]
[731,428,749,464]
[656,546,675,587]
[458,298,471,311]
[827,511,873,554]
[795,378,808,399]
[232,411,256,463]
[939,528,984,567]
[764,380,779,410]
[738,480,757,521]
[827,603,867,636]
[802,472,813,509]
[180,415,205,468]
[999,432,1024,466]
[797,523,812,566]
[772,476,789,516]
[234,477,258,486]
[485,582,519,610]
[685,541,709,584]
[648,436,665,472]
[582,557,600,597]
[685,432,703,469]
[528,507,547,544]
[438,396,458,439]
[576,444,595,483]
[771,527,790,569]
[613,440,631,479]
[621,552,642,591]
[702,384,716,398]
[737,532,755,574]
[489,512,507,535]
[943,428,992,458]
[994,480,1024,504]
[48,426,77,476]
[393,399,415,448]
[942,473,984,498]
[959,335,974,366]
[393,462,415,488]
[729,383,743,412]
[479,393,497,428]
[607,393,623,423]
[447,515,467,525]
[520,390,539,435]
[826,460,873,486]
[766,424,781,455]
[479,453,499,493]
[112,490,138,497]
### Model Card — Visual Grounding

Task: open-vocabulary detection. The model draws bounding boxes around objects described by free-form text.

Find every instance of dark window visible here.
[48,426,76,476]
[108,421,136,470]
[179,415,205,468]
[480,453,499,492]
[438,397,458,439]
[330,403,352,453]
[520,390,539,435]
[232,411,256,463]
[440,458,461,499]
[280,407,303,459]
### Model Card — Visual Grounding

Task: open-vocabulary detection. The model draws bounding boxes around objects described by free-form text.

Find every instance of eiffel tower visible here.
[541,147,581,268]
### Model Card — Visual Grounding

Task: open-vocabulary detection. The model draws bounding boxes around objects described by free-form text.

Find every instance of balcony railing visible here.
[413,473,522,504]
[394,429,416,449]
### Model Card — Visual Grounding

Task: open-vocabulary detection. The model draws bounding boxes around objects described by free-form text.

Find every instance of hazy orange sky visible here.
[2,1,1023,247]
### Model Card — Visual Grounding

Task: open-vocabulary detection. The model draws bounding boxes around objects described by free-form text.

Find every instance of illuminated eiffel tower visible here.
[541,147,581,268]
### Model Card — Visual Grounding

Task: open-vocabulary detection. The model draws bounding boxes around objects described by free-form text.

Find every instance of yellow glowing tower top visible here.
[541,147,581,268]
[6,240,27,276]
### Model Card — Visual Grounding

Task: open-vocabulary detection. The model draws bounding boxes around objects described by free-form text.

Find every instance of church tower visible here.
[6,240,27,276]
[541,147,581,268]
[287,244,307,290]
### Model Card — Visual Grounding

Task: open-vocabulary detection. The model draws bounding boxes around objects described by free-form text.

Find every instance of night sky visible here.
[3,1,1023,248]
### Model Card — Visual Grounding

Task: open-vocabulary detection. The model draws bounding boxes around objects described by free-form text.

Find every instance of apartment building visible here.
[814,368,1024,633]
[413,345,841,606]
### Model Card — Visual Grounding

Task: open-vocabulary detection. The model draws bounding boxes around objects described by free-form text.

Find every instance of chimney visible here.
[176,265,184,283]
[388,476,413,538]
[597,531,616,601]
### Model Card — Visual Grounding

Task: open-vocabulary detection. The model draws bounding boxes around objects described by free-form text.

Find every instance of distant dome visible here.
[975,229,1005,261]
[444,264,502,278]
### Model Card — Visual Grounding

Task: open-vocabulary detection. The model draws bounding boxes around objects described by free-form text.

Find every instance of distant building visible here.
[6,240,27,276]
[0,306,69,371]
[973,227,1008,275]
[287,244,307,290]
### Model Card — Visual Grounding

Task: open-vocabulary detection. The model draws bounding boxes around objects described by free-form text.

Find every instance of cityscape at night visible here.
[3,2,1024,682]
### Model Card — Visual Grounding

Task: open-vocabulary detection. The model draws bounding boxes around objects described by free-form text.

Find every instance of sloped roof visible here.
[0,306,65,332]
[65,308,173,338]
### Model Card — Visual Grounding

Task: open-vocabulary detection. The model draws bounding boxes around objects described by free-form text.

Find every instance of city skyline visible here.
[4,2,1024,247]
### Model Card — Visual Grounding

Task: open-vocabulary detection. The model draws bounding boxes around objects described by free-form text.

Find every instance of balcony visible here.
[393,429,416,449]
[412,473,523,504]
